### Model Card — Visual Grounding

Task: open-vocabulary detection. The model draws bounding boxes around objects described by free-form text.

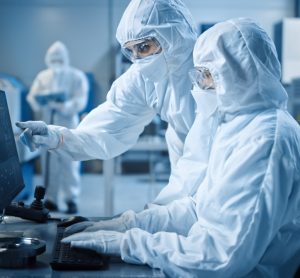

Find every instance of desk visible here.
[0,217,165,277]
[103,136,167,217]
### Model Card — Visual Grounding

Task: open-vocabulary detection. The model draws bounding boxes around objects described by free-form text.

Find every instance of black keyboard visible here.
[50,223,109,270]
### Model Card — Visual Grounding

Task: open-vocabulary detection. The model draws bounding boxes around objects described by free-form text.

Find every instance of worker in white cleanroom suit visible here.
[62,18,300,277]
[26,41,89,213]
[17,0,198,206]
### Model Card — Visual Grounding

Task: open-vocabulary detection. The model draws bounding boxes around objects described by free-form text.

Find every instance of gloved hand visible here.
[65,210,136,235]
[62,230,123,256]
[16,121,61,151]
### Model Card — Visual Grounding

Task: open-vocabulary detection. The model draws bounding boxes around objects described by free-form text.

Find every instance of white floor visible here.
[33,174,166,218]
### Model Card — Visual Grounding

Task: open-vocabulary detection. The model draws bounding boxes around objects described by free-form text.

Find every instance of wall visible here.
[0,0,295,105]
[185,0,295,36]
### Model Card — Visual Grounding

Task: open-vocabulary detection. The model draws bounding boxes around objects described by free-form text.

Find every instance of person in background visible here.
[62,18,300,277]
[26,41,89,214]
[17,0,198,207]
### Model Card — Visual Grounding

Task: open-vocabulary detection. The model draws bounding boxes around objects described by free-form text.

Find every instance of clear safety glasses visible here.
[122,37,162,62]
[189,66,215,90]
[50,58,64,64]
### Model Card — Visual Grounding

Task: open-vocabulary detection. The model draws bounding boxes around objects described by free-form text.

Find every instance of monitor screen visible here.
[0,90,24,212]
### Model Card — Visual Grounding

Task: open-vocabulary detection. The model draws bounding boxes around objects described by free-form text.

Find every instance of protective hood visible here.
[116,0,197,70]
[45,41,70,68]
[193,18,288,116]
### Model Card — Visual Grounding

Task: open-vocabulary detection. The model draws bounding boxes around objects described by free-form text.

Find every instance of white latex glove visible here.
[16,121,61,151]
[62,230,123,256]
[65,210,136,235]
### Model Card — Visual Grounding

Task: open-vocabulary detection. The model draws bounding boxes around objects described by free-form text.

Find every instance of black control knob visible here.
[30,186,46,210]
[34,186,45,201]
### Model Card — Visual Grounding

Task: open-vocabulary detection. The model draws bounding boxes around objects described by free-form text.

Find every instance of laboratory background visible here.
[0,0,300,218]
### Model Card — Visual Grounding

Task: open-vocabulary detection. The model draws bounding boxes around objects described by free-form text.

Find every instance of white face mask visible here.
[191,86,218,116]
[134,53,168,82]
[49,62,64,71]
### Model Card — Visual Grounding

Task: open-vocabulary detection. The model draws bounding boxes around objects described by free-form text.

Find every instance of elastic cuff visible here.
[48,134,64,151]
[122,210,137,230]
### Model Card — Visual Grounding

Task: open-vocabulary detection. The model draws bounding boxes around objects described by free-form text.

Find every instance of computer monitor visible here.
[0,90,24,212]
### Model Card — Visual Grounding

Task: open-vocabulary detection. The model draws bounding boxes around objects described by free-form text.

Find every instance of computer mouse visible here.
[58,216,90,227]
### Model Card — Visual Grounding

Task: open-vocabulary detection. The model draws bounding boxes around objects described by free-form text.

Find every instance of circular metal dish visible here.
[0,237,46,268]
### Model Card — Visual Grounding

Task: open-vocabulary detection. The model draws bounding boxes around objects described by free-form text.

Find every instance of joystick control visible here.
[5,186,50,222]
[30,186,46,210]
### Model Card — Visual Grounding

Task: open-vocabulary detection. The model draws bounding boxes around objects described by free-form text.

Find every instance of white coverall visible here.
[27,41,89,205]
[115,18,300,277]
[49,0,197,205]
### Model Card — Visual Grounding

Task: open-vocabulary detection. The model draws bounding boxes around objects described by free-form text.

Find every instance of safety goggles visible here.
[49,59,64,66]
[189,66,215,90]
[122,37,162,62]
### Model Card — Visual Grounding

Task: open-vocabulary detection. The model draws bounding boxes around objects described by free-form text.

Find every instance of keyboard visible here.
[50,220,110,270]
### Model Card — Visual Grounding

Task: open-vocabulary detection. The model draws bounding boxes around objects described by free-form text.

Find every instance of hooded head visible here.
[193,18,288,116]
[116,0,197,70]
[45,41,70,69]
